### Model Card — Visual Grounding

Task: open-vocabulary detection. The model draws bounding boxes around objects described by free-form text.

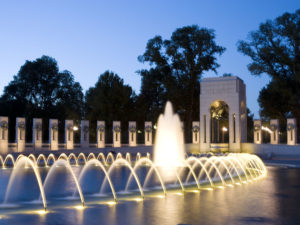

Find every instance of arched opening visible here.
[210,100,229,144]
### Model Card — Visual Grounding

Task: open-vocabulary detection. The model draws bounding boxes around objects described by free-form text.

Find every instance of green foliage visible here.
[85,71,136,143]
[138,25,225,141]
[0,56,83,119]
[258,78,294,121]
[247,108,254,142]
[238,9,300,141]
[0,55,84,142]
[222,73,233,77]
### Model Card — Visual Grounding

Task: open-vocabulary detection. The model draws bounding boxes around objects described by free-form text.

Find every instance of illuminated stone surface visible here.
[200,76,247,152]
[97,121,105,148]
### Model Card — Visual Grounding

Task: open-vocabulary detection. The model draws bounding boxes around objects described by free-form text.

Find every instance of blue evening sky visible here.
[0,0,299,118]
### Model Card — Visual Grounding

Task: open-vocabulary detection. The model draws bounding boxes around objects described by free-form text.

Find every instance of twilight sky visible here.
[0,0,299,118]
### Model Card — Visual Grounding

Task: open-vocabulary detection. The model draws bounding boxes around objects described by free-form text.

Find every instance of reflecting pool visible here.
[0,166,299,225]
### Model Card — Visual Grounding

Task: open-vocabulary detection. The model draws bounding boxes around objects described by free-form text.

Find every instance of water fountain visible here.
[0,151,266,211]
[0,102,267,214]
[153,101,185,167]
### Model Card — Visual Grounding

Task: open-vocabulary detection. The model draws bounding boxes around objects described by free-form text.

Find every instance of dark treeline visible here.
[0,25,226,143]
[1,9,300,143]
[238,9,300,143]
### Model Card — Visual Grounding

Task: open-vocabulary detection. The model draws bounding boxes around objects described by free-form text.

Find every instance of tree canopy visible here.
[0,55,84,142]
[238,9,300,81]
[85,71,135,122]
[0,55,84,120]
[138,25,225,141]
[238,9,300,141]
[85,71,136,142]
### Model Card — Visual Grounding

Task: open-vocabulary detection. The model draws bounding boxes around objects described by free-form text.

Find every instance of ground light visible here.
[106,201,117,206]
[203,188,213,191]
[35,210,47,215]
[73,205,85,210]
[156,195,165,199]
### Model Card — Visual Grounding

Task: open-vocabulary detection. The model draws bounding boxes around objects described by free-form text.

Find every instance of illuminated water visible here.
[153,101,185,167]
[0,166,299,224]
[0,101,270,224]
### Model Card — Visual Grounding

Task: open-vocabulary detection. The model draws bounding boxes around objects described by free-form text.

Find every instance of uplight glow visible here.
[106,201,116,206]
[74,205,84,210]
[156,195,165,199]
[36,210,47,215]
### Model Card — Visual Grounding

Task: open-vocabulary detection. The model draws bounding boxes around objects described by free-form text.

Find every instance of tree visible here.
[136,67,176,121]
[0,55,84,141]
[222,73,233,77]
[258,78,294,120]
[247,108,254,142]
[237,9,300,141]
[138,25,225,141]
[85,71,136,143]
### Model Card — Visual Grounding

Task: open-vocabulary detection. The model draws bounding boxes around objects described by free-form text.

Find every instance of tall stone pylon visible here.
[65,120,74,150]
[33,118,42,150]
[0,117,9,154]
[128,121,137,147]
[113,121,121,147]
[253,120,262,144]
[97,121,105,148]
[144,121,152,146]
[16,117,26,152]
[287,118,297,145]
[49,119,59,150]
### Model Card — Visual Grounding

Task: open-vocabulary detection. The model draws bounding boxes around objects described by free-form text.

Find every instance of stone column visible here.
[144,121,152,146]
[33,118,42,150]
[16,117,26,152]
[113,121,121,147]
[228,113,234,145]
[0,117,9,154]
[49,119,59,150]
[65,120,74,150]
[97,121,105,148]
[192,121,200,144]
[270,119,279,145]
[128,121,137,147]
[81,120,89,148]
[253,120,262,144]
[287,118,297,145]
[200,111,210,152]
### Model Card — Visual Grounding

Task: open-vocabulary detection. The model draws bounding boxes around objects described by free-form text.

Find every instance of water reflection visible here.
[2,167,300,224]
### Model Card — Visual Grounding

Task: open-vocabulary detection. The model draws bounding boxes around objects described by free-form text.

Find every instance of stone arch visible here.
[200,76,247,152]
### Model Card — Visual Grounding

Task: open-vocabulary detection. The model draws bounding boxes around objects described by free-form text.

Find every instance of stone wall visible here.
[185,143,300,158]
[241,143,300,157]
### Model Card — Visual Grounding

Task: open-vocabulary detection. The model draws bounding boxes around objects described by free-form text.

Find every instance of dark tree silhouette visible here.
[85,71,136,143]
[138,25,225,141]
[238,9,300,141]
[0,55,84,142]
